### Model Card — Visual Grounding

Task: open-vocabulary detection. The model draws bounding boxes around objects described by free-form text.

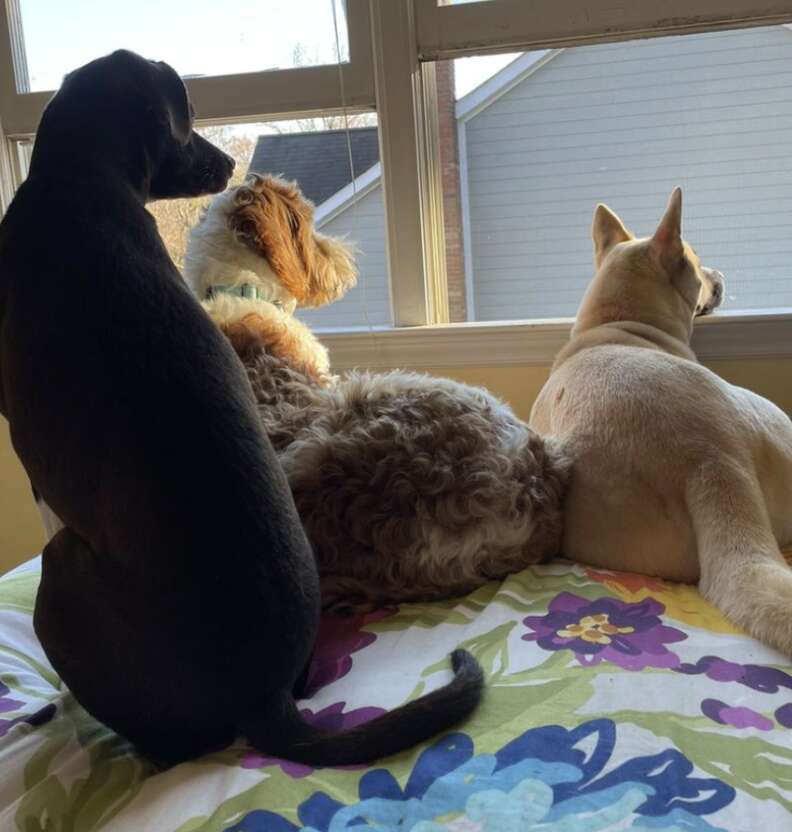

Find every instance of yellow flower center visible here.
[557,613,635,645]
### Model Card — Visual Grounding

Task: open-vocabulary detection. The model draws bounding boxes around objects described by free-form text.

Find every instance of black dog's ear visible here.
[151,61,191,145]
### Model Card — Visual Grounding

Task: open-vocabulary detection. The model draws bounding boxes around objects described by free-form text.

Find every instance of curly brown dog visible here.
[184,174,570,612]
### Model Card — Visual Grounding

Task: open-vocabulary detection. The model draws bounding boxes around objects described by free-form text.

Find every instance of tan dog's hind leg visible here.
[689,461,792,655]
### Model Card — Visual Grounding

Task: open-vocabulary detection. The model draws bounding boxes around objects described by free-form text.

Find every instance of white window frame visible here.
[0,0,374,135]
[1,0,791,366]
[358,0,792,369]
[414,0,792,59]
[0,0,376,213]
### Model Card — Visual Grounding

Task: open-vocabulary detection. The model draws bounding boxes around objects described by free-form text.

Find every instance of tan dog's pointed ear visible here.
[592,203,631,269]
[651,187,684,270]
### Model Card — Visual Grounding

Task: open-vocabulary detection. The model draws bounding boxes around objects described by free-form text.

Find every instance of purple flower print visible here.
[240,702,386,777]
[676,656,792,693]
[522,592,686,671]
[0,681,24,715]
[302,608,396,697]
[0,680,55,738]
[775,704,792,728]
[701,699,773,731]
[0,704,56,738]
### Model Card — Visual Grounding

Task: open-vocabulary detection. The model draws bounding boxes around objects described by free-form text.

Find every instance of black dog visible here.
[0,50,482,764]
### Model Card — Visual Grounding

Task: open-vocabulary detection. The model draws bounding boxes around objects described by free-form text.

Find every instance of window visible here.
[433,27,792,322]
[1,0,790,367]
[0,0,389,329]
[14,0,350,92]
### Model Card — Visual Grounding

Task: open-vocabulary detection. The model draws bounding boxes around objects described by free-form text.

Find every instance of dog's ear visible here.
[228,175,317,305]
[650,187,684,272]
[101,52,192,144]
[228,175,357,307]
[151,61,191,145]
[305,233,358,308]
[592,204,632,269]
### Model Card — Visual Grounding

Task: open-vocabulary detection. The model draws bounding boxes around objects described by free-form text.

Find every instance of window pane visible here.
[148,116,390,330]
[15,0,349,92]
[434,26,792,322]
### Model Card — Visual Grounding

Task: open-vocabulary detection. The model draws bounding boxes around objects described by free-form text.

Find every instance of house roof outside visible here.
[247,127,380,207]
[455,50,552,122]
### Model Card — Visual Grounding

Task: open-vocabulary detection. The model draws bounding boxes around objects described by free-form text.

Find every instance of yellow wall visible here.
[0,420,44,575]
[1,357,790,576]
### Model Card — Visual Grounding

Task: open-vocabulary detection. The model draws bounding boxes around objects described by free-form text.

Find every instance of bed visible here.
[0,556,790,831]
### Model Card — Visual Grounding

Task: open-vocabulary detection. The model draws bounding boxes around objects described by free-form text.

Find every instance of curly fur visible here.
[207,294,332,383]
[187,179,571,612]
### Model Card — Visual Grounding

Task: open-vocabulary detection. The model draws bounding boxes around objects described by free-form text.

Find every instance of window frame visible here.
[320,310,792,370]
[0,0,374,134]
[414,0,792,59]
[1,0,791,360]
[402,0,792,361]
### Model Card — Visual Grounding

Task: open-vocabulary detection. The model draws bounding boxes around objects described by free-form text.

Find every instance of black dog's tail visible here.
[246,649,483,766]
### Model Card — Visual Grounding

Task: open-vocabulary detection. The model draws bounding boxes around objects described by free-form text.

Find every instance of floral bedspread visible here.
[1,556,791,831]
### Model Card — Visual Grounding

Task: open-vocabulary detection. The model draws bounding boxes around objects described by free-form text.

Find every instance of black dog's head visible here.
[34,49,234,201]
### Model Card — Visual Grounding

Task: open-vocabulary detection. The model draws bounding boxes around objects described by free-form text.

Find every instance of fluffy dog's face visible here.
[574,188,725,339]
[184,174,358,310]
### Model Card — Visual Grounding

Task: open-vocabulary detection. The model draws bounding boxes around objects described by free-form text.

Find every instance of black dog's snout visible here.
[222,152,235,173]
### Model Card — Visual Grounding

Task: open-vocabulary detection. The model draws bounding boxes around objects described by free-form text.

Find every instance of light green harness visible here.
[207,283,285,308]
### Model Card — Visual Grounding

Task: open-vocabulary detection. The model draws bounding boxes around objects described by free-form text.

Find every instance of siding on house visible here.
[297,184,392,330]
[462,26,792,320]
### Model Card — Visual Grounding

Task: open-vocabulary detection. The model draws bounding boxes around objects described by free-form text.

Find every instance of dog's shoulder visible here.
[553,321,696,373]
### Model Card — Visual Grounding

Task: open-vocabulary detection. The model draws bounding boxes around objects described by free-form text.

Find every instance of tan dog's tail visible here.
[688,460,792,654]
[244,648,483,766]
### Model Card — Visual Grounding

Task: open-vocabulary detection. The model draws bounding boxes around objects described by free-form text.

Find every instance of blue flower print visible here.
[224,719,734,831]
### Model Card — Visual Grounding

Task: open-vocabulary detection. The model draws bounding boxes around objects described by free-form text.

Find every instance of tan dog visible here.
[531,188,792,654]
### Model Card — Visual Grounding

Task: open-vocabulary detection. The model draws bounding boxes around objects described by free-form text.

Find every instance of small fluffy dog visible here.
[184,174,569,611]
[531,188,792,654]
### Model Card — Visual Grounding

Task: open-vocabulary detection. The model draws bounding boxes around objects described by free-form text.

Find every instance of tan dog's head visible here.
[574,188,724,342]
[184,173,358,310]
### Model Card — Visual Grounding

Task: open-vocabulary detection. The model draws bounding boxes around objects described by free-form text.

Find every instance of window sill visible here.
[317,310,792,370]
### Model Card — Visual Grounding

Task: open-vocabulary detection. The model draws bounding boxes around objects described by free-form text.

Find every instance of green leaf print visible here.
[14,697,148,832]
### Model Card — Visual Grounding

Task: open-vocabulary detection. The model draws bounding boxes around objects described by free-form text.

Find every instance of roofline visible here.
[315,162,381,228]
[316,25,792,222]
[455,49,560,122]
[255,125,378,142]
[312,55,558,223]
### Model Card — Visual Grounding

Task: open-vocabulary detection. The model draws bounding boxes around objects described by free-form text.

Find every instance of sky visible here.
[18,0,518,102]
